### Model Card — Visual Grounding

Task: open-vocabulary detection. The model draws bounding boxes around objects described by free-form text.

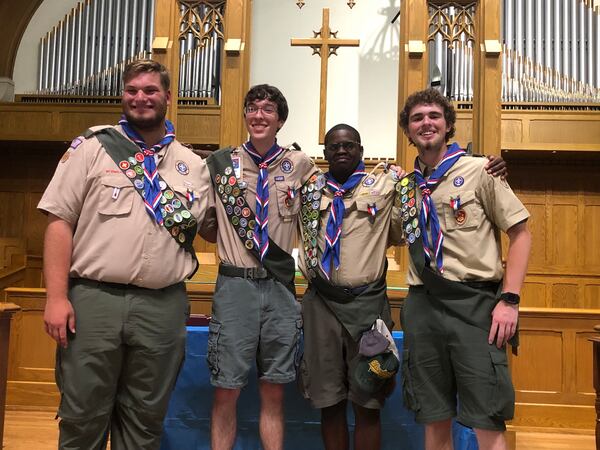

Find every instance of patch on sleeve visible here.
[60,151,71,163]
[70,136,84,150]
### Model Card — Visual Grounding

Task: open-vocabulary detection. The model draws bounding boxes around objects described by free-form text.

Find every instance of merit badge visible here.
[176,160,189,175]
[134,179,144,190]
[172,199,182,209]
[315,174,326,190]
[453,176,465,187]
[232,156,242,179]
[242,207,251,218]
[159,180,167,191]
[135,152,145,163]
[400,177,409,187]
[134,166,144,175]
[173,213,183,223]
[119,160,130,170]
[128,157,137,166]
[363,177,375,186]
[181,210,191,219]
[280,158,294,173]
[125,169,136,178]
[165,204,175,214]
[224,166,232,176]
[228,176,237,186]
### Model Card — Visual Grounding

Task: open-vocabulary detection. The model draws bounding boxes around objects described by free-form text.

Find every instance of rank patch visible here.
[280,158,294,173]
[176,160,189,175]
[453,176,465,187]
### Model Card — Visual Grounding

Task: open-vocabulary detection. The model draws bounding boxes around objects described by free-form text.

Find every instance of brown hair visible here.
[399,88,456,143]
[122,59,170,91]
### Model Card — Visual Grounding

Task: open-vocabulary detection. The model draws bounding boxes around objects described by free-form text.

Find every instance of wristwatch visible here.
[499,292,520,305]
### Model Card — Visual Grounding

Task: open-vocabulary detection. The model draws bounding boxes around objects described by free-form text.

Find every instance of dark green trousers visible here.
[56,278,189,450]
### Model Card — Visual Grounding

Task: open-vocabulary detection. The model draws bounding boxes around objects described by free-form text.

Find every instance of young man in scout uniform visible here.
[297,123,403,450]
[398,88,531,450]
[206,84,319,450]
[39,59,214,450]
[297,123,506,450]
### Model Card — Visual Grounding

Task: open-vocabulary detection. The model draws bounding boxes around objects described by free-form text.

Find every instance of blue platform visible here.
[160,327,479,450]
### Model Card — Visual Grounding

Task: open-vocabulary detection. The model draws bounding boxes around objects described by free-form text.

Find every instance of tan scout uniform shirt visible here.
[214,144,317,268]
[405,155,529,286]
[38,125,212,289]
[299,164,403,287]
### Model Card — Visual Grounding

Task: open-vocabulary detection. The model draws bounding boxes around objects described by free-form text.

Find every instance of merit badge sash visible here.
[88,127,199,271]
[396,173,425,274]
[206,147,296,296]
[299,173,326,280]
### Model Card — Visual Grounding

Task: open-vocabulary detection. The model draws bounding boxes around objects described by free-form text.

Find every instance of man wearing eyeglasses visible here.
[205,84,319,450]
[296,123,507,450]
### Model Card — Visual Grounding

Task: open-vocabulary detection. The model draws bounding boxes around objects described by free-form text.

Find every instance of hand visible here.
[44,297,76,348]
[485,155,508,180]
[389,164,407,179]
[488,300,518,348]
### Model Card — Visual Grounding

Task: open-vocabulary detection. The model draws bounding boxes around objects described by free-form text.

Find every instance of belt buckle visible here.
[255,267,268,279]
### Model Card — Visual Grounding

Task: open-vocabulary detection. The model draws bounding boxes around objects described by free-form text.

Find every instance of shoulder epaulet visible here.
[284,142,301,151]
[367,161,389,177]
[82,125,113,139]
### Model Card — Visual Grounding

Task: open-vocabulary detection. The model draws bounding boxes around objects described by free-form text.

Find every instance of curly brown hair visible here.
[398,88,456,144]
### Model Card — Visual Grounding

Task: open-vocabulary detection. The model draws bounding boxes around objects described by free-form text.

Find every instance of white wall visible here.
[13,0,81,94]
[250,0,400,158]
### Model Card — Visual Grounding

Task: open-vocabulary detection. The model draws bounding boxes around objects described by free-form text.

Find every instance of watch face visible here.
[500,292,520,304]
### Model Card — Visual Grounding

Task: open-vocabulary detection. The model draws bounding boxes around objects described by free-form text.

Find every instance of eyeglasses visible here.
[325,141,359,152]
[244,104,278,116]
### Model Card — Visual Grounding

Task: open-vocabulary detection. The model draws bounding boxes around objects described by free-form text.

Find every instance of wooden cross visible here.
[291,8,360,144]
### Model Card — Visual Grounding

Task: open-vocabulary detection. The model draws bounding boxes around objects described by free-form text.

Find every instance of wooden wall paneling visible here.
[0,303,20,447]
[3,289,58,409]
[509,308,600,429]
[177,105,221,146]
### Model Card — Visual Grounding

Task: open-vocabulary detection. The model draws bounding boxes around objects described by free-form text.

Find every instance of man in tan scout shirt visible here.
[398,88,531,450]
[39,60,213,450]
[206,84,318,450]
[297,123,403,450]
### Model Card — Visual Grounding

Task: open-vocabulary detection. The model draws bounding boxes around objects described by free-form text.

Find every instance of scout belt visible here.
[309,267,390,341]
[87,127,199,273]
[206,147,296,296]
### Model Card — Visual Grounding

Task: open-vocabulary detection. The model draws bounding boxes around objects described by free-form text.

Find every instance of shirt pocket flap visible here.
[98,175,135,216]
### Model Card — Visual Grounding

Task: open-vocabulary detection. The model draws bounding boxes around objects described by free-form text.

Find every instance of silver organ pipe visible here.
[428,1,600,103]
[37,0,155,97]
[177,1,226,104]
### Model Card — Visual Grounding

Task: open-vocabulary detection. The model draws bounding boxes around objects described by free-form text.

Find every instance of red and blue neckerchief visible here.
[321,162,367,278]
[243,140,285,261]
[414,142,466,273]
[119,116,175,225]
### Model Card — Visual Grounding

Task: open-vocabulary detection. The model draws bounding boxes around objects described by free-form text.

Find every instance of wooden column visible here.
[151,0,182,127]
[592,325,600,450]
[396,0,429,170]
[219,0,252,147]
[0,303,20,447]
[472,0,502,156]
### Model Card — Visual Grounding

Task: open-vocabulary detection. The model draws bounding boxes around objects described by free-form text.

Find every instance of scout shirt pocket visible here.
[98,175,134,216]
[442,190,480,231]
[172,184,200,220]
[275,180,301,222]
[352,195,386,235]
